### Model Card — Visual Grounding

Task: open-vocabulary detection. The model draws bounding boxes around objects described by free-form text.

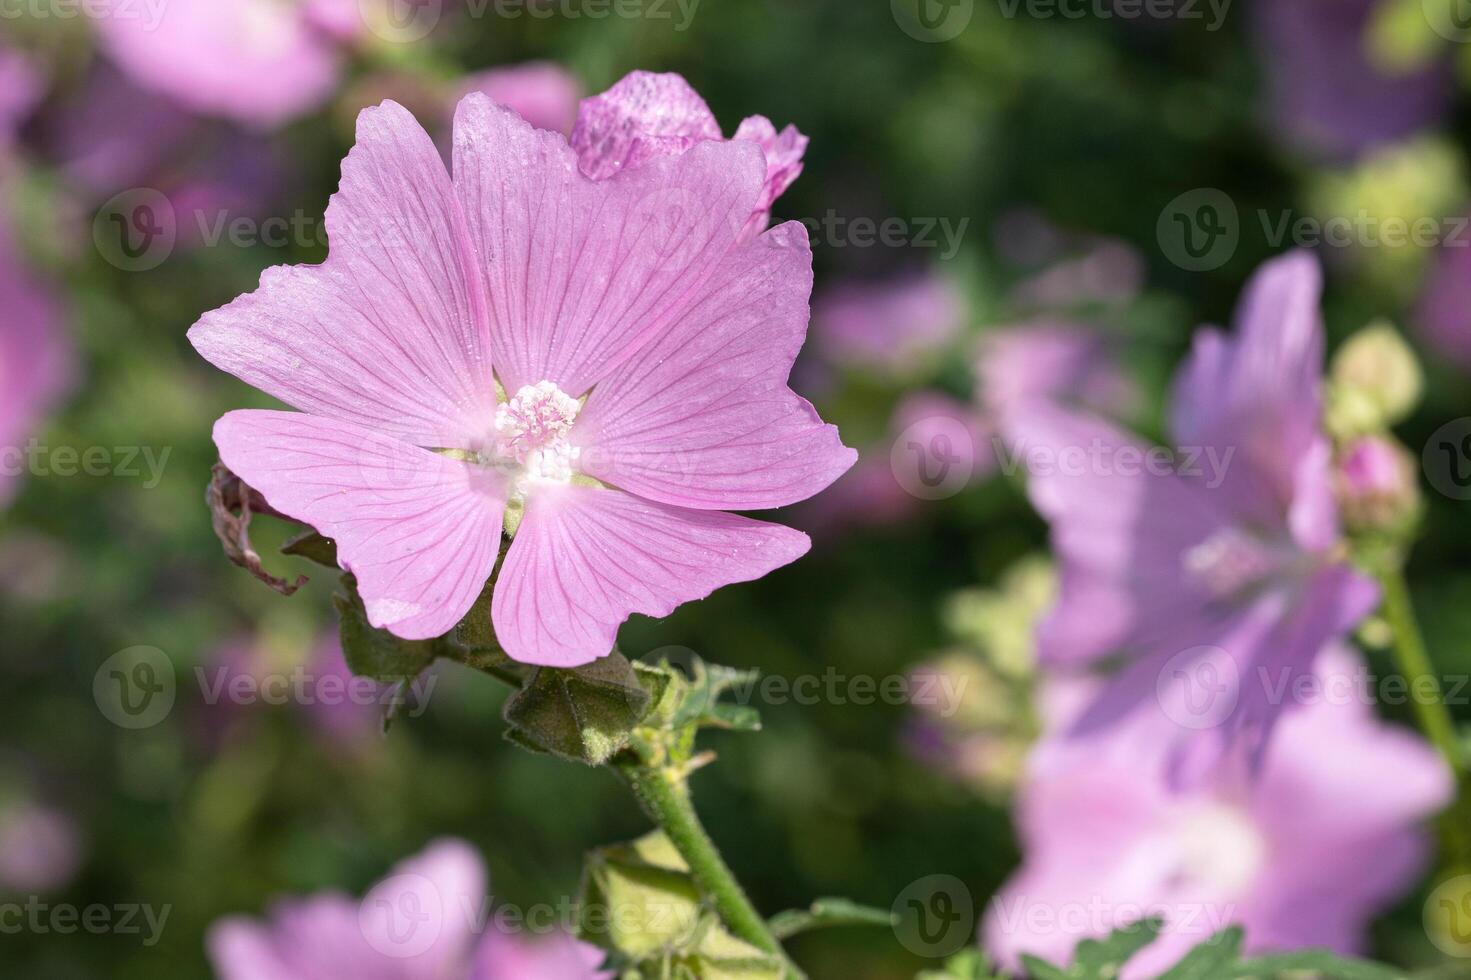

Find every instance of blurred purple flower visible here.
[1414,231,1471,371]
[1006,239,1145,313]
[89,0,349,128]
[812,270,966,374]
[984,646,1451,977]
[570,71,807,234]
[191,89,853,664]
[0,800,83,893]
[1252,0,1451,161]
[977,322,1138,425]
[201,635,391,749]
[210,838,608,979]
[460,63,581,135]
[0,44,43,151]
[1006,252,1379,778]
[0,222,73,508]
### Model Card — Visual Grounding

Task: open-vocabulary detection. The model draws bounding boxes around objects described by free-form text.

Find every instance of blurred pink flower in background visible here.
[460,63,581,135]
[191,83,852,665]
[1252,0,1451,162]
[0,44,44,153]
[984,647,1451,977]
[203,634,389,749]
[1006,238,1145,314]
[0,224,73,509]
[571,71,807,234]
[0,798,83,893]
[209,838,607,980]
[977,322,1138,426]
[812,271,966,374]
[89,0,353,128]
[1007,252,1379,779]
[1414,232,1471,371]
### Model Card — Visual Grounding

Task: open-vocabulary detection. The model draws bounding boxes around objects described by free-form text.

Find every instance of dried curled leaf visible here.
[206,463,307,596]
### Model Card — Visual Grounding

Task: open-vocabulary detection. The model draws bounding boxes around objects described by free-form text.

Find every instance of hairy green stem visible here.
[615,754,804,979]
[1378,564,1471,869]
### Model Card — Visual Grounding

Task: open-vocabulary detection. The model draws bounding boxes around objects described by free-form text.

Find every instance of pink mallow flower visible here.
[984,646,1451,978]
[209,838,608,980]
[89,0,348,128]
[190,82,854,666]
[570,71,808,234]
[812,270,966,374]
[1005,252,1380,777]
[459,63,581,136]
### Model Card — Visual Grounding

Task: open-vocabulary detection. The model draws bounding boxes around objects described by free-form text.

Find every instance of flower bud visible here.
[1328,322,1424,436]
[1335,435,1421,534]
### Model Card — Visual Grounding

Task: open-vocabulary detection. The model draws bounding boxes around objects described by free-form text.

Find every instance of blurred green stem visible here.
[1378,563,1471,869]
[615,750,804,979]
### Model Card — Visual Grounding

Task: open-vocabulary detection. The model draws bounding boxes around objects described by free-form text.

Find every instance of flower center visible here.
[1167,802,1265,899]
[1182,527,1281,600]
[494,381,581,486]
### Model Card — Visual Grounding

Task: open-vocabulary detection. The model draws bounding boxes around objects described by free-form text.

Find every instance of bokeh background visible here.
[4,0,1471,976]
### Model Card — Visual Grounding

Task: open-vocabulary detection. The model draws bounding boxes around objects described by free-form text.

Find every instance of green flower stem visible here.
[614,751,805,980]
[1377,563,1471,869]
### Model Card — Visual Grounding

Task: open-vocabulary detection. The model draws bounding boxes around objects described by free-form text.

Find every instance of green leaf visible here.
[1070,918,1163,979]
[280,530,338,568]
[1018,922,1408,980]
[503,654,666,765]
[665,659,762,733]
[1157,928,1244,980]
[1229,951,1406,979]
[332,577,439,683]
[769,898,895,939]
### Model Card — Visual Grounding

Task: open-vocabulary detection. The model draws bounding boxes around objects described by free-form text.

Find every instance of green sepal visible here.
[577,832,706,959]
[280,530,338,568]
[503,654,669,765]
[332,575,439,684]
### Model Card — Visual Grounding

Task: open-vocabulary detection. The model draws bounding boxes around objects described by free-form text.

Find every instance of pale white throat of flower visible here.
[1165,802,1266,899]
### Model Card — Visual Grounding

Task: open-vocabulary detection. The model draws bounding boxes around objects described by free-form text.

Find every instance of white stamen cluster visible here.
[494,381,582,486]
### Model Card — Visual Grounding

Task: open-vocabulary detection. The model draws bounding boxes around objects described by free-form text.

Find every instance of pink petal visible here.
[731,115,809,221]
[451,94,767,397]
[491,485,809,666]
[191,101,496,449]
[1003,402,1233,665]
[570,71,722,180]
[1168,251,1335,541]
[572,220,855,510]
[214,410,507,641]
